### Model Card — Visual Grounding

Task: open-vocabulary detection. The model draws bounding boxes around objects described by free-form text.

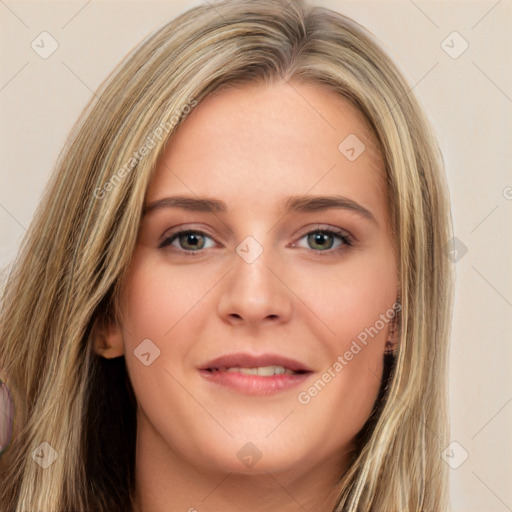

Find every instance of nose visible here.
[216,243,293,327]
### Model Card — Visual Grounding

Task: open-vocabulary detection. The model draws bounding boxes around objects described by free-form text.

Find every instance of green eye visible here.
[298,229,352,252]
[307,232,335,250]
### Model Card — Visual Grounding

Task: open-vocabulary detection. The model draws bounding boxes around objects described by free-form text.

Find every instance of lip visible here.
[198,352,314,396]
[200,352,313,373]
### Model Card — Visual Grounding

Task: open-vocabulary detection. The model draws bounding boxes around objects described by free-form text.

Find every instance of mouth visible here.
[201,352,312,374]
[199,353,313,395]
[206,365,308,376]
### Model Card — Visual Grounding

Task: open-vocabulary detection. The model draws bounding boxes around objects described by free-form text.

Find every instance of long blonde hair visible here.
[0,1,454,510]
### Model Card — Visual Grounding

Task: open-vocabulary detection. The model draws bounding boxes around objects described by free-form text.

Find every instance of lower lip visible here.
[199,369,312,396]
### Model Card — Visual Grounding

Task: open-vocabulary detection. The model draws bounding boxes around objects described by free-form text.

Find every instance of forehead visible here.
[146,80,387,222]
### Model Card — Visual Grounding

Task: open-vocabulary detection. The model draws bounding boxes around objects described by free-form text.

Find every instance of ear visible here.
[92,316,125,359]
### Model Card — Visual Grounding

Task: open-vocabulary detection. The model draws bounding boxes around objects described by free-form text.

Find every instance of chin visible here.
[192,433,312,476]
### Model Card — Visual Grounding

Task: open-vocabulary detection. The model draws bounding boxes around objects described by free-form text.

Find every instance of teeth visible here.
[216,365,296,376]
[256,366,275,376]
[241,367,259,375]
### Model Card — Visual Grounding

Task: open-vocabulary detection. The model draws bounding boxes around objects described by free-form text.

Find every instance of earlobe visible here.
[92,318,125,359]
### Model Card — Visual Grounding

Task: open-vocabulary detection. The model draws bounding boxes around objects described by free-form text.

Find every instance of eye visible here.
[159,226,354,255]
[294,227,353,253]
[159,230,216,252]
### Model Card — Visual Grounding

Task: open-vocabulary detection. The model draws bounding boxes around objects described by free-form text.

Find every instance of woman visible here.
[0,0,454,510]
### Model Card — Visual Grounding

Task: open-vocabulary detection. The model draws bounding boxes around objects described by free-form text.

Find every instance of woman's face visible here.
[107,81,398,480]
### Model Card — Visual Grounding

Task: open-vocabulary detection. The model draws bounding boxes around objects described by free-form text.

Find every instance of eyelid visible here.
[293,223,352,241]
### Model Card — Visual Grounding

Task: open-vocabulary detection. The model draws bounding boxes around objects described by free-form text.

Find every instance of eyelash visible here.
[159,226,354,256]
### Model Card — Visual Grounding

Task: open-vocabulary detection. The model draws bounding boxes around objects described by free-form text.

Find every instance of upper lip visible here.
[200,353,313,373]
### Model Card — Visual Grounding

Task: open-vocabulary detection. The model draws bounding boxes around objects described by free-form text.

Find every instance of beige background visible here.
[1,1,511,510]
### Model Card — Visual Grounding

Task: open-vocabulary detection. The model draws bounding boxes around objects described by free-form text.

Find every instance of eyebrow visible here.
[143,194,377,224]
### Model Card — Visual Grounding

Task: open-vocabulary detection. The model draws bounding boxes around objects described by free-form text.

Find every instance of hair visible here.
[0,0,454,510]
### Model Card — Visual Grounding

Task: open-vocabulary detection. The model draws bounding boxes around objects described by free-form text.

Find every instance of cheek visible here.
[293,246,397,345]
[117,254,212,442]
[120,251,216,344]
[298,353,384,455]
[292,247,395,435]
[117,252,220,395]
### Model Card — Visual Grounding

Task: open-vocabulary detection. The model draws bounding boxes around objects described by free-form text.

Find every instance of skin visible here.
[96,80,398,512]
